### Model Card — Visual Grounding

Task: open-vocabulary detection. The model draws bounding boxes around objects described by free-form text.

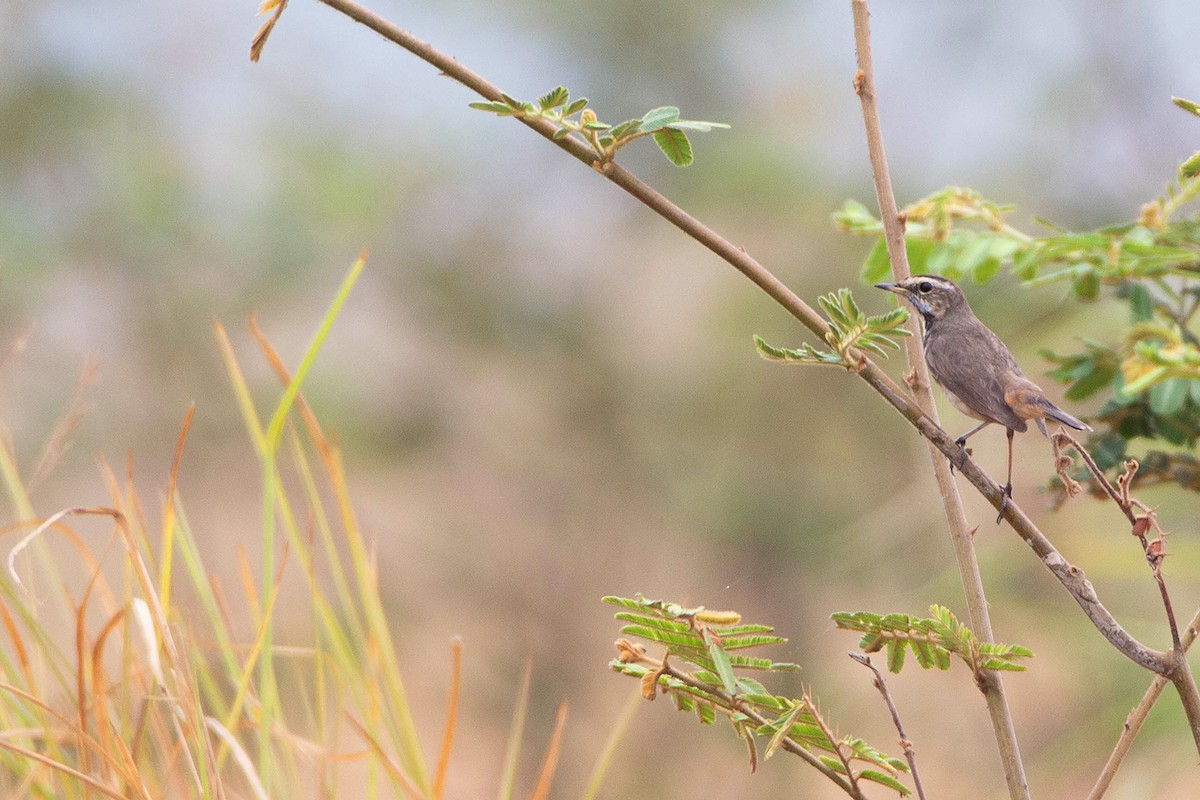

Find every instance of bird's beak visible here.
[875,281,930,315]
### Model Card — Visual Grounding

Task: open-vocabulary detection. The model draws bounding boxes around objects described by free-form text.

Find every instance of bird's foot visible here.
[949,437,971,474]
[995,483,1012,524]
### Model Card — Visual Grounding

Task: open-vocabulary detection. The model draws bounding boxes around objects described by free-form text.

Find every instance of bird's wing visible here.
[925,325,1028,431]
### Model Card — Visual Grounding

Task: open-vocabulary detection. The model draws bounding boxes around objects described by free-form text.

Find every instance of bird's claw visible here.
[949,438,970,474]
[995,483,1012,524]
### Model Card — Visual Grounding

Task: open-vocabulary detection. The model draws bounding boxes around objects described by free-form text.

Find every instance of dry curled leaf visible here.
[640,667,664,701]
[250,0,290,62]
[614,638,645,664]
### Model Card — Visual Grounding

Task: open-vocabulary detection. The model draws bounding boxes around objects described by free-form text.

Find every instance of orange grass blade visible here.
[236,545,262,623]
[158,403,196,619]
[89,607,129,785]
[528,703,569,800]
[249,315,332,461]
[28,359,98,493]
[212,320,266,449]
[0,588,31,677]
[432,636,463,798]
[344,713,424,800]
[0,739,133,800]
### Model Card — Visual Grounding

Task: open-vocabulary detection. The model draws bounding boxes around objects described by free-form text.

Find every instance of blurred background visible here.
[3,0,1200,797]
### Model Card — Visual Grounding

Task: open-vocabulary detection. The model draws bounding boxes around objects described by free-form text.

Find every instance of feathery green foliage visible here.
[754,287,910,369]
[1175,97,1200,178]
[470,87,728,167]
[605,595,911,796]
[832,606,1034,678]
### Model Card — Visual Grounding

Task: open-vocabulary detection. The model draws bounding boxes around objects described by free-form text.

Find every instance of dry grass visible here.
[0,253,613,799]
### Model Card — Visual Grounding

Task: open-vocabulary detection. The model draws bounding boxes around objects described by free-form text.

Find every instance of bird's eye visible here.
[917,281,933,293]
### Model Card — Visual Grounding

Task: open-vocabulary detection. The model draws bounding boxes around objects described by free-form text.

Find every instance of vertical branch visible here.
[848,2,1030,798]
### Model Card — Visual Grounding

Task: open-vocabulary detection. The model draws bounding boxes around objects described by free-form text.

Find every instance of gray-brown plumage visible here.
[875,275,1090,520]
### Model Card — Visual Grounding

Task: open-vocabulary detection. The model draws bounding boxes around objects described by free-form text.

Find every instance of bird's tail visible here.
[1033,400,1091,437]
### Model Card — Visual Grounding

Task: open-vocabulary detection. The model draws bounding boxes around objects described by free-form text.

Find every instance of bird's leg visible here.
[950,420,991,473]
[996,427,1015,524]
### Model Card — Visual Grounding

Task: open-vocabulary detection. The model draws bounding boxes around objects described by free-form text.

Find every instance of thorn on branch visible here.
[1131,516,1152,539]
[1146,537,1167,572]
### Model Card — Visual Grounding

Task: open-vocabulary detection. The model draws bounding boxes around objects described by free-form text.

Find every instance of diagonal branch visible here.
[848,2,1027,797]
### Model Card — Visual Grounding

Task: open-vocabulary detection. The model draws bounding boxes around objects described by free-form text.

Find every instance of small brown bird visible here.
[875,275,1091,520]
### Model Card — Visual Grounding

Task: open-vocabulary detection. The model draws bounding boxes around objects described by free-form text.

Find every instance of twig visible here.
[850,653,927,800]
[848,2,1029,797]
[304,0,1187,755]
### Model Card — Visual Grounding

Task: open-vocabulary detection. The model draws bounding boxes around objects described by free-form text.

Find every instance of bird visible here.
[874,274,1091,521]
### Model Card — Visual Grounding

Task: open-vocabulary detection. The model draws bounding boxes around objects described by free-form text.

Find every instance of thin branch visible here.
[850,653,927,800]
[848,1,1029,797]
[307,0,1180,746]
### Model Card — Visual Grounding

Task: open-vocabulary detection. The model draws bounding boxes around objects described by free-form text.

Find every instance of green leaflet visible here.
[754,288,911,371]
[468,87,726,167]
[832,606,1034,677]
[606,595,910,794]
